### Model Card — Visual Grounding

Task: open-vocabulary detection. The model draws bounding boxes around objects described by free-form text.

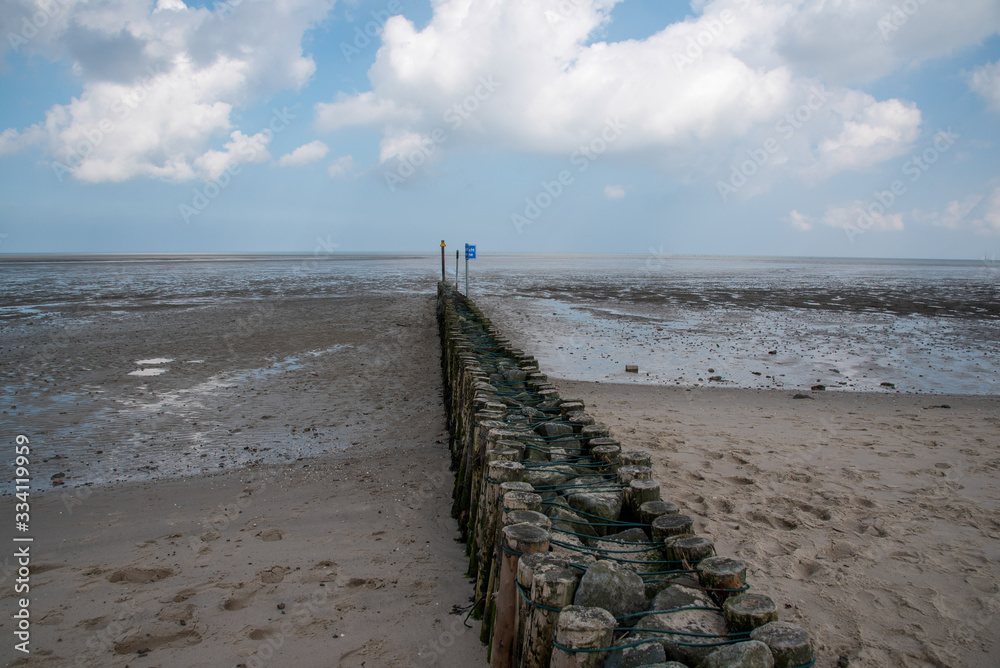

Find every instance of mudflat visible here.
[1,293,485,667]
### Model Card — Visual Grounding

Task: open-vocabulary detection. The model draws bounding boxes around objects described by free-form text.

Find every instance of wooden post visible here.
[697,556,747,606]
[651,513,693,542]
[489,524,550,668]
[616,465,652,485]
[638,500,679,527]
[502,490,543,514]
[750,621,815,668]
[623,479,660,522]
[590,440,621,474]
[723,593,777,633]
[619,449,652,467]
[503,509,551,531]
[475,461,524,617]
[663,535,715,568]
[514,553,570,667]
[521,564,582,667]
[549,605,616,668]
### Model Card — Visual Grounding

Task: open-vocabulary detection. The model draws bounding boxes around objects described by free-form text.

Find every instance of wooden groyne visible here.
[437,282,816,668]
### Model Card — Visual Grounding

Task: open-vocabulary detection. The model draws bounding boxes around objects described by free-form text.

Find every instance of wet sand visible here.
[0,293,485,667]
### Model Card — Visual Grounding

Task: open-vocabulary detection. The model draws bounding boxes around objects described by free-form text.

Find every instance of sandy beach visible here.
[551,382,1000,667]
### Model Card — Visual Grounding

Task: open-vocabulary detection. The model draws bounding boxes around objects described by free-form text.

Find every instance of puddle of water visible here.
[128,368,167,377]
[136,357,174,365]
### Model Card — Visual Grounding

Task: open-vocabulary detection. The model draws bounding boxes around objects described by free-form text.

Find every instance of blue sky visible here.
[1,0,999,258]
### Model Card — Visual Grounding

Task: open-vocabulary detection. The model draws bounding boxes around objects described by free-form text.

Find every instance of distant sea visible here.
[2,253,998,395]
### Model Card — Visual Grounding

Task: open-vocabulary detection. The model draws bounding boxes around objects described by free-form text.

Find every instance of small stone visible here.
[625,365,639,373]
[572,560,646,618]
[646,585,727,665]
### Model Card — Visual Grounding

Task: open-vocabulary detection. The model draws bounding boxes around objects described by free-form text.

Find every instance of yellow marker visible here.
[441,240,446,247]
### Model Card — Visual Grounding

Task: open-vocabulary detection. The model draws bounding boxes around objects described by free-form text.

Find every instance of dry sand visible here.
[558,380,1000,668]
[1,293,485,667]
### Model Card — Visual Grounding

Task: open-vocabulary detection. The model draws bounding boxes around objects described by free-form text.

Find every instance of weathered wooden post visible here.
[514,553,569,667]
[638,500,679,527]
[521,563,582,667]
[723,593,778,633]
[622,478,660,522]
[697,556,747,606]
[489,524,550,668]
[476,461,525,615]
[664,534,715,568]
[651,513,694,542]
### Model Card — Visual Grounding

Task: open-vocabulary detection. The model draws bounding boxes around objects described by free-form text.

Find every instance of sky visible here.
[1,0,999,259]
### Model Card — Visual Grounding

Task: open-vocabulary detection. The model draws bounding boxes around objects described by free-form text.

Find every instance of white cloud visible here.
[970,60,1000,112]
[969,187,1000,234]
[906,188,1000,234]
[154,0,187,13]
[806,94,921,181]
[821,201,904,233]
[315,92,421,131]
[1,0,334,182]
[911,195,985,230]
[788,209,814,231]
[316,0,939,183]
[327,155,355,178]
[192,130,271,181]
[604,185,625,199]
[277,140,329,167]
[0,126,43,156]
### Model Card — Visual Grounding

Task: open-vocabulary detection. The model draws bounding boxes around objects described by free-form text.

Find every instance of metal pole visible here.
[441,240,446,282]
[465,251,469,296]
[455,250,459,290]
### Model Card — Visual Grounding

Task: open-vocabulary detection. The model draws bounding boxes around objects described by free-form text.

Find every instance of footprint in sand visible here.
[346,577,386,590]
[301,560,339,584]
[223,592,257,611]
[107,567,174,584]
[248,628,275,641]
[256,528,283,541]
[114,629,201,655]
[259,566,289,584]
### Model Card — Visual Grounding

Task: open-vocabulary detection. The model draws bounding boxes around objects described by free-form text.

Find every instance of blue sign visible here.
[465,244,476,260]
